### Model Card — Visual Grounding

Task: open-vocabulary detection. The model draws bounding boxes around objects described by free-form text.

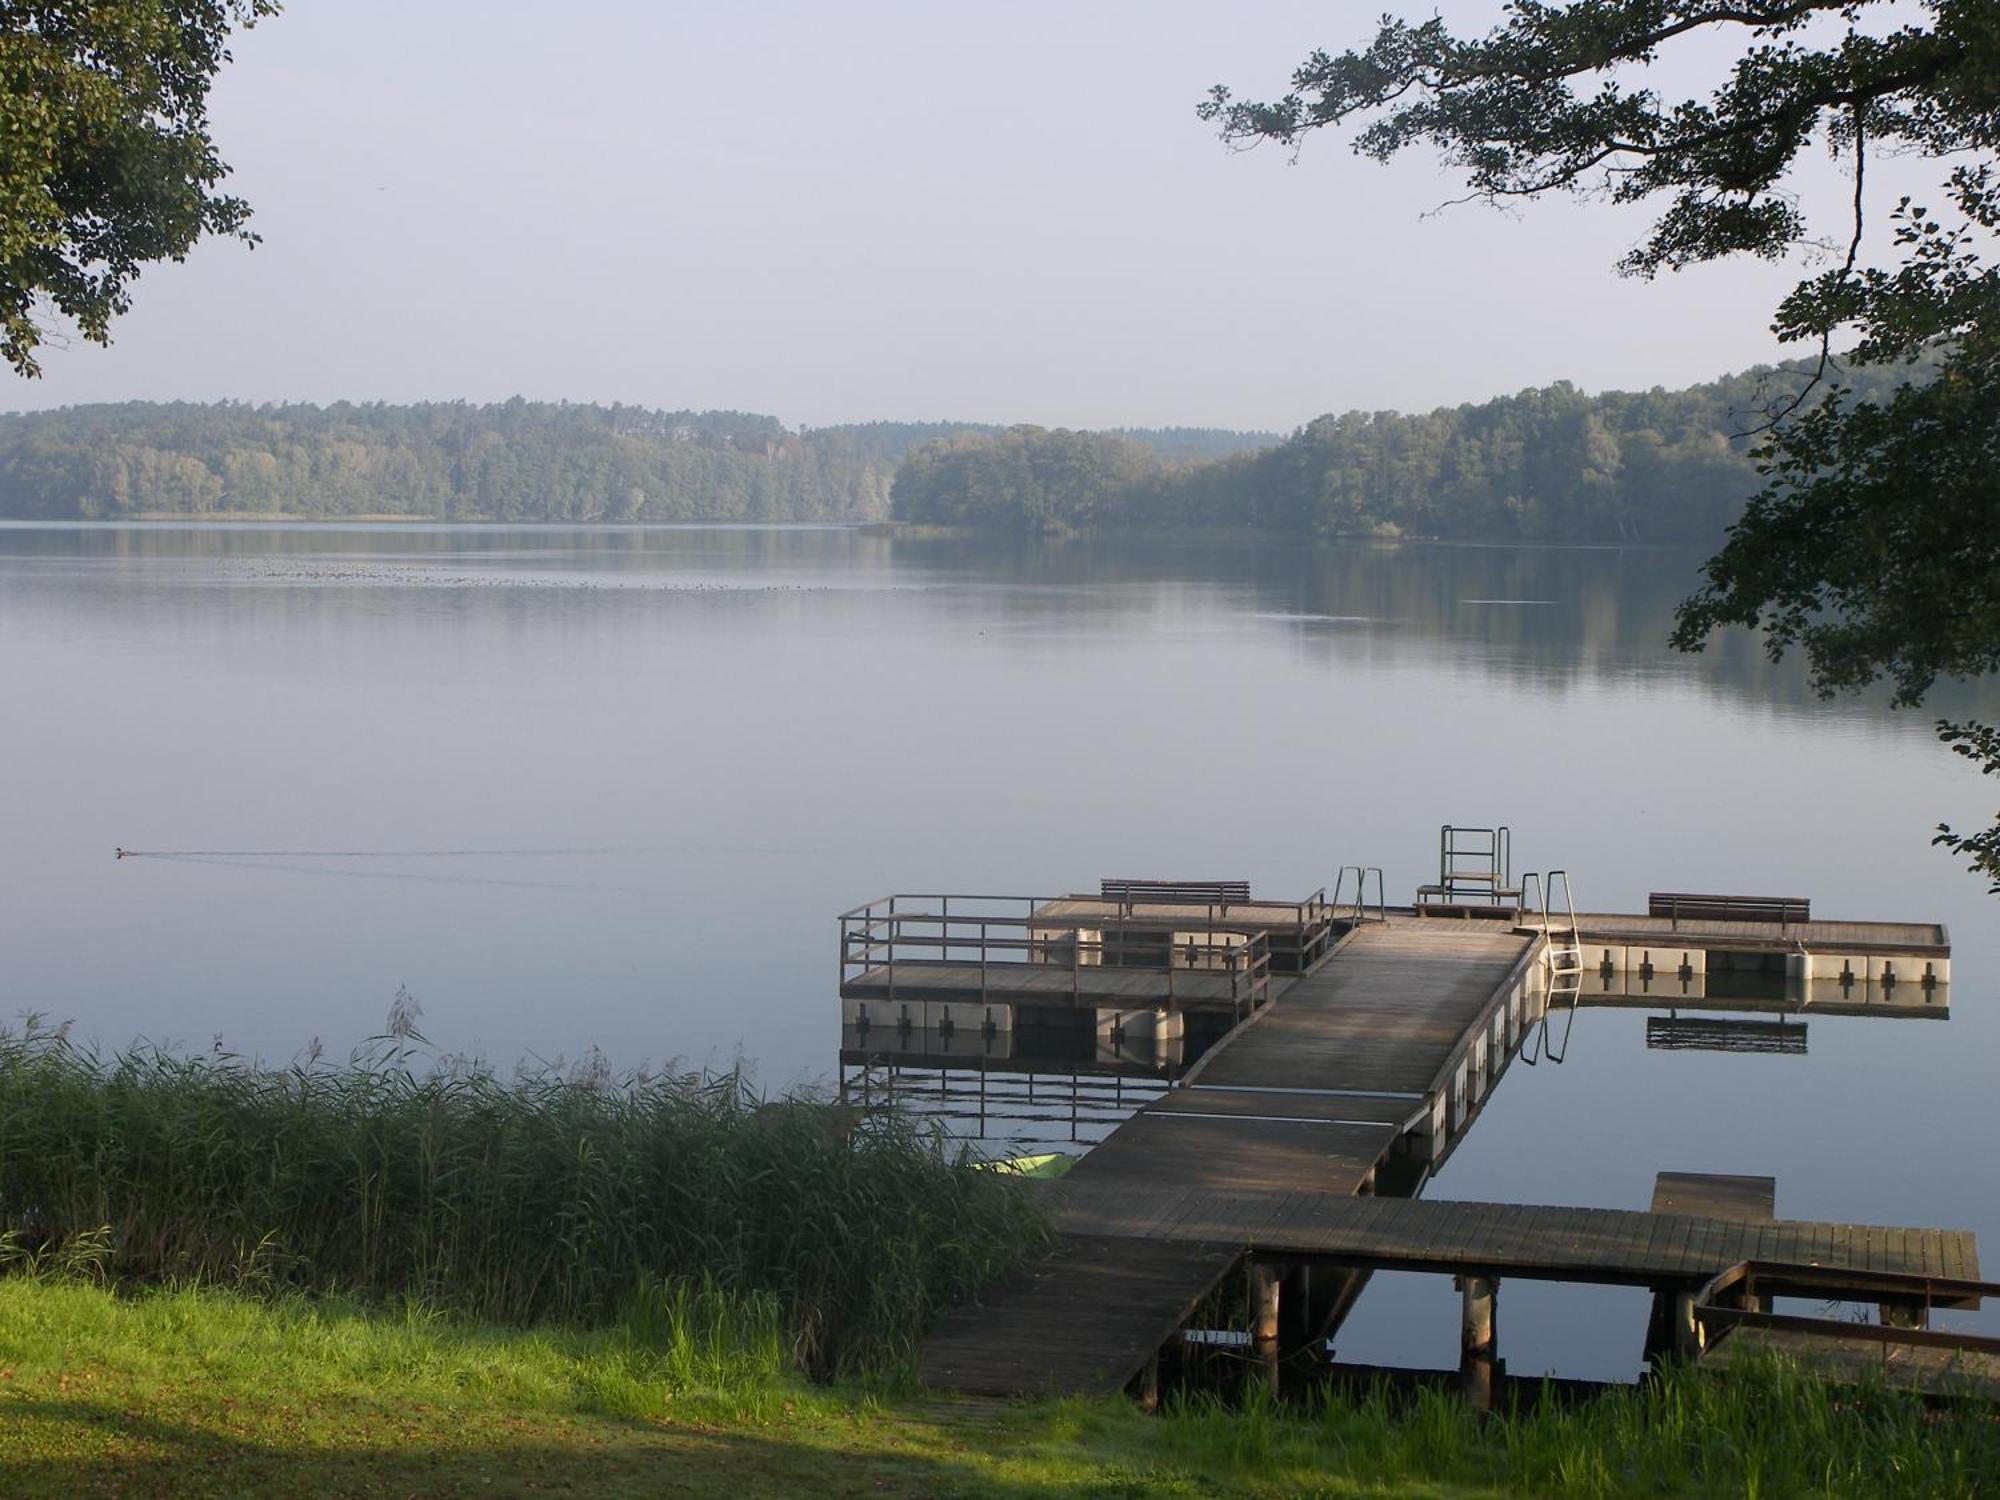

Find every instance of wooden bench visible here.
[1101,878,1251,911]
[1649,892,1810,930]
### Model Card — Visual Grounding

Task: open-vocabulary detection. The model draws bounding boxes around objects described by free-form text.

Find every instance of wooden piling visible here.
[1250,1261,1282,1387]
[1459,1275,1497,1411]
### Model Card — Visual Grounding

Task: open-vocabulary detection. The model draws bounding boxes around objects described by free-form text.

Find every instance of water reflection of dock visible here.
[848,872,1982,1403]
[837,1027,1186,1148]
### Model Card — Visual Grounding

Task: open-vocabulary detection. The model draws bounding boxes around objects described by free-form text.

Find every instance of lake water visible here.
[3,521,1994,1379]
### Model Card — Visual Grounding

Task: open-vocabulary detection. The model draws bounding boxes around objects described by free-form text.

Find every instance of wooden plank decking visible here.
[1651,1172,1776,1221]
[1047,1183,1979,1288]
[1063,1114,1400,1198]
[1149,1089,1423,1129]
[917,1236,1237,1397]
[1191,923,1532,1096]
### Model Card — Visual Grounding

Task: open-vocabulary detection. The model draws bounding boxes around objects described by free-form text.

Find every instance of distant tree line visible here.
[891,362,1927,542]
[6,365,1924,540]
[0,402,1280,523]
[0,401,963,521]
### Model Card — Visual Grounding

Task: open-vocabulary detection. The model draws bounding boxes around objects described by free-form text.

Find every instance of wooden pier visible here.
[863,882,1975,1401]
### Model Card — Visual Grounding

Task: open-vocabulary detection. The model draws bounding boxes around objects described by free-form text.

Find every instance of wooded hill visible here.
[0,400,1275,523]
[891,361,1928,542]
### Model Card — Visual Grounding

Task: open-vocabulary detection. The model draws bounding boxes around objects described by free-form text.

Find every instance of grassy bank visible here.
[4,1023,1994,1495]
[1,1278,1994,1498]
[0,1019,1042,1376]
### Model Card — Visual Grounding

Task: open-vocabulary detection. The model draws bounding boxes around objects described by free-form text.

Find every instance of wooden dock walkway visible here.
[1044,1182,1978,1288]
[1191,922,1533,1098]
[918,1237,1236,1398]
[896,902,1976,1400]
[917,1184,1977,1399]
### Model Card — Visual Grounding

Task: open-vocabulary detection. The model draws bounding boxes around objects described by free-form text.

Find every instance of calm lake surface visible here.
[3,521,1994,1378]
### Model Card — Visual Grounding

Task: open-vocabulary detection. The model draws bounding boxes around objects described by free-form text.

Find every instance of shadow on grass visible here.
[0,1394,1112,1500]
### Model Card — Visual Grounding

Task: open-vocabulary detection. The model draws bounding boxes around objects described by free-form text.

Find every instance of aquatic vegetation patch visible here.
[0,1016,1045,1376]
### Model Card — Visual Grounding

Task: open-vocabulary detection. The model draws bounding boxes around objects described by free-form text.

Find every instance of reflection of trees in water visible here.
[886,533,1994,719]
[3,525,1987,723]
[0,521,886,569]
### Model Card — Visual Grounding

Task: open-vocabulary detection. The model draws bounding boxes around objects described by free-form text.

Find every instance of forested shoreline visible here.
[0,402,957,522]
[893,361,1928,543]
[0,360,1919,539]
[0,401,1275,524]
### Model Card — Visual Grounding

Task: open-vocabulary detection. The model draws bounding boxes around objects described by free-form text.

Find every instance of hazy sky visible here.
[7,1,1907,430]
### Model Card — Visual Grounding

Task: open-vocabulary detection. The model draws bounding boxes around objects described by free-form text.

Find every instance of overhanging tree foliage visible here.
[0,1,275,377]
[1204,0,2000,887]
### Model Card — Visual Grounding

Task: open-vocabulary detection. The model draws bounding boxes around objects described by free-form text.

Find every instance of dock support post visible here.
[1135,1350,1161,1413]
[1278,1264,1317,1356]
[1249,1261,1282,1388]
[1649,1289,1699,1362]
[1458,1275,1497,1411]
[1671,1291,1698,1357]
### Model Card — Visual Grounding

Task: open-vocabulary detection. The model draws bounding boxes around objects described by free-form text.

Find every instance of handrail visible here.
[839,897,1275,1013]
[1518,871,1582,1065]
[838,893,1059,922]
[1690,1259,1999,1358]
[1332,866,1386,925]
[1422,931,1546,1100]
[1695,1258,1994,1311]
[1437,824,1512,899]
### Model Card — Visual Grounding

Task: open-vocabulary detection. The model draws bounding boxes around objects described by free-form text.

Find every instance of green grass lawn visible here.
[2,1278,1995,1499]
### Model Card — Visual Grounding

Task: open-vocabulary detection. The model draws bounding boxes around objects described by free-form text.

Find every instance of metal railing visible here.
[1429,824,1515,903]
[1689,1260,2000,1361]
[1332,865,1386,925]
[838,894,1273,1012]
[1520,870,1583,1065]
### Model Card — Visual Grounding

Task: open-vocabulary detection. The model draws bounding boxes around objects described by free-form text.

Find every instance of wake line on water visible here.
[115,843,831,861]
[114,847,635,860]
[123,853,631,893]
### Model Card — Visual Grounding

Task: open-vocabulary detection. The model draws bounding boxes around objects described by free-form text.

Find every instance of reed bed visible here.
[0,1015,1044,1376]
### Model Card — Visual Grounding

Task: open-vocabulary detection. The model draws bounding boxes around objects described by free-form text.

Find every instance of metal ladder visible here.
[1520,870,1583,1064]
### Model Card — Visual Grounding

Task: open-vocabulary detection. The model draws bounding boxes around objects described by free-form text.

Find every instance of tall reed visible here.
[0,1017,1044,1375]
